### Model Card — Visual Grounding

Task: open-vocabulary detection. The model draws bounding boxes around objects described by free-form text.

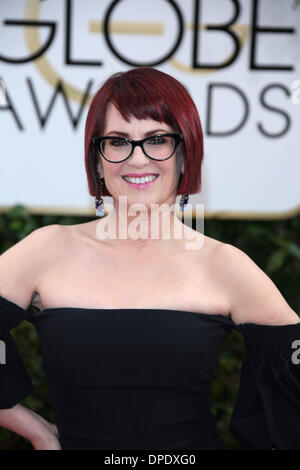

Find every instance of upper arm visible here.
[0,224,61,310]
[219,243,300,326]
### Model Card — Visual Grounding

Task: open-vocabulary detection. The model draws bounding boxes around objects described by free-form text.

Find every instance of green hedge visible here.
[0,204,299,450]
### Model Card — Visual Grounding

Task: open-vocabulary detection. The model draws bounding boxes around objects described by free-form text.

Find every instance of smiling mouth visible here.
[122,174,159,184]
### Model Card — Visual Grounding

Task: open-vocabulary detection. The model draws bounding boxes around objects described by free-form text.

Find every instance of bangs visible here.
[108,77,180,131]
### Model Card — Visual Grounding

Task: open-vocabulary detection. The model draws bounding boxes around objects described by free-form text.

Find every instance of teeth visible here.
[123,175,158,184]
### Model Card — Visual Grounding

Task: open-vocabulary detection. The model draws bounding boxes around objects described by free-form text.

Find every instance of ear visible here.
[96,159,104,179]
[181,160,185,173]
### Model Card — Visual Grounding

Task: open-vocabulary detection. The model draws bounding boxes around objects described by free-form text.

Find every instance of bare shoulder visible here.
[0,224,64,309]
[202,234,225,255]
[0,224,63,261]
[217,243,300,326]
[193,234,226,264]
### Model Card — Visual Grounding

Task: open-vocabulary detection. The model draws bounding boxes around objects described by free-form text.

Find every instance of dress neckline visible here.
[27,306,235,328]
[3,294,299,329]
[1,294,234,325]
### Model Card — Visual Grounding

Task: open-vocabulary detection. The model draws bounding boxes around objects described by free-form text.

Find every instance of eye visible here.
[109,138,129,147]
[147,135,166,145]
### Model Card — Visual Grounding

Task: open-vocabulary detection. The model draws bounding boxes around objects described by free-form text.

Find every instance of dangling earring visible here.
[179,192,189,214]
[95,174,105,217]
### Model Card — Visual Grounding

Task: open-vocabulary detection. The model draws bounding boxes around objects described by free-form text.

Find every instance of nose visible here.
[127,143,149,164]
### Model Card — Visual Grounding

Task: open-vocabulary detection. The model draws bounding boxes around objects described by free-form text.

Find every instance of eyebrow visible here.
[104,129,170,138]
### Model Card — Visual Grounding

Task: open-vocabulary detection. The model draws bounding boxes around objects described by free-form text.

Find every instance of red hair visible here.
[84,67,204,197]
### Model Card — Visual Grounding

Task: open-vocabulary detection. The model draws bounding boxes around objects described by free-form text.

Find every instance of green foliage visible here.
[0,205,299,450]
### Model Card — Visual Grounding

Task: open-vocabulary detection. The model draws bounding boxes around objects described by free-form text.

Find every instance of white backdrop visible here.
[0,0,299,219]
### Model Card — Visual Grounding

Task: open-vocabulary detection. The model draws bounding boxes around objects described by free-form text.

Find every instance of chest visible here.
[36,243,229,315]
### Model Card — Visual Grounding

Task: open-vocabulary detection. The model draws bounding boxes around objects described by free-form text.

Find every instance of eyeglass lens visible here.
[100,135,176,162]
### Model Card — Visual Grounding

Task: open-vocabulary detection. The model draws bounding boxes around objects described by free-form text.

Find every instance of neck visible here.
[95,198,187,250]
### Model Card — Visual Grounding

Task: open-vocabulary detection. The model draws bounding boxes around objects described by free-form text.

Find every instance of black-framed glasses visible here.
[92,133,183,163]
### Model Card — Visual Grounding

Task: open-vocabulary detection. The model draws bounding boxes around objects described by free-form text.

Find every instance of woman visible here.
[0,67,300,450]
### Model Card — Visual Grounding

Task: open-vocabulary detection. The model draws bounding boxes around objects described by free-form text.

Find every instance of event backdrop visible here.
[0,0,299,219]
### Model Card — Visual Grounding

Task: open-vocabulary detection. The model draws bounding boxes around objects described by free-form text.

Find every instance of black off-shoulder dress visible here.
[1,294,300,450]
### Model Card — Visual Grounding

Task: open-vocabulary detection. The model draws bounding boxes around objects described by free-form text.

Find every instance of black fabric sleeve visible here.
[228,321,300,449]
[0,296,34,409]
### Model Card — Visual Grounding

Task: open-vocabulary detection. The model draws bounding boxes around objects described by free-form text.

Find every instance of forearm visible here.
[0,403,48,444]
